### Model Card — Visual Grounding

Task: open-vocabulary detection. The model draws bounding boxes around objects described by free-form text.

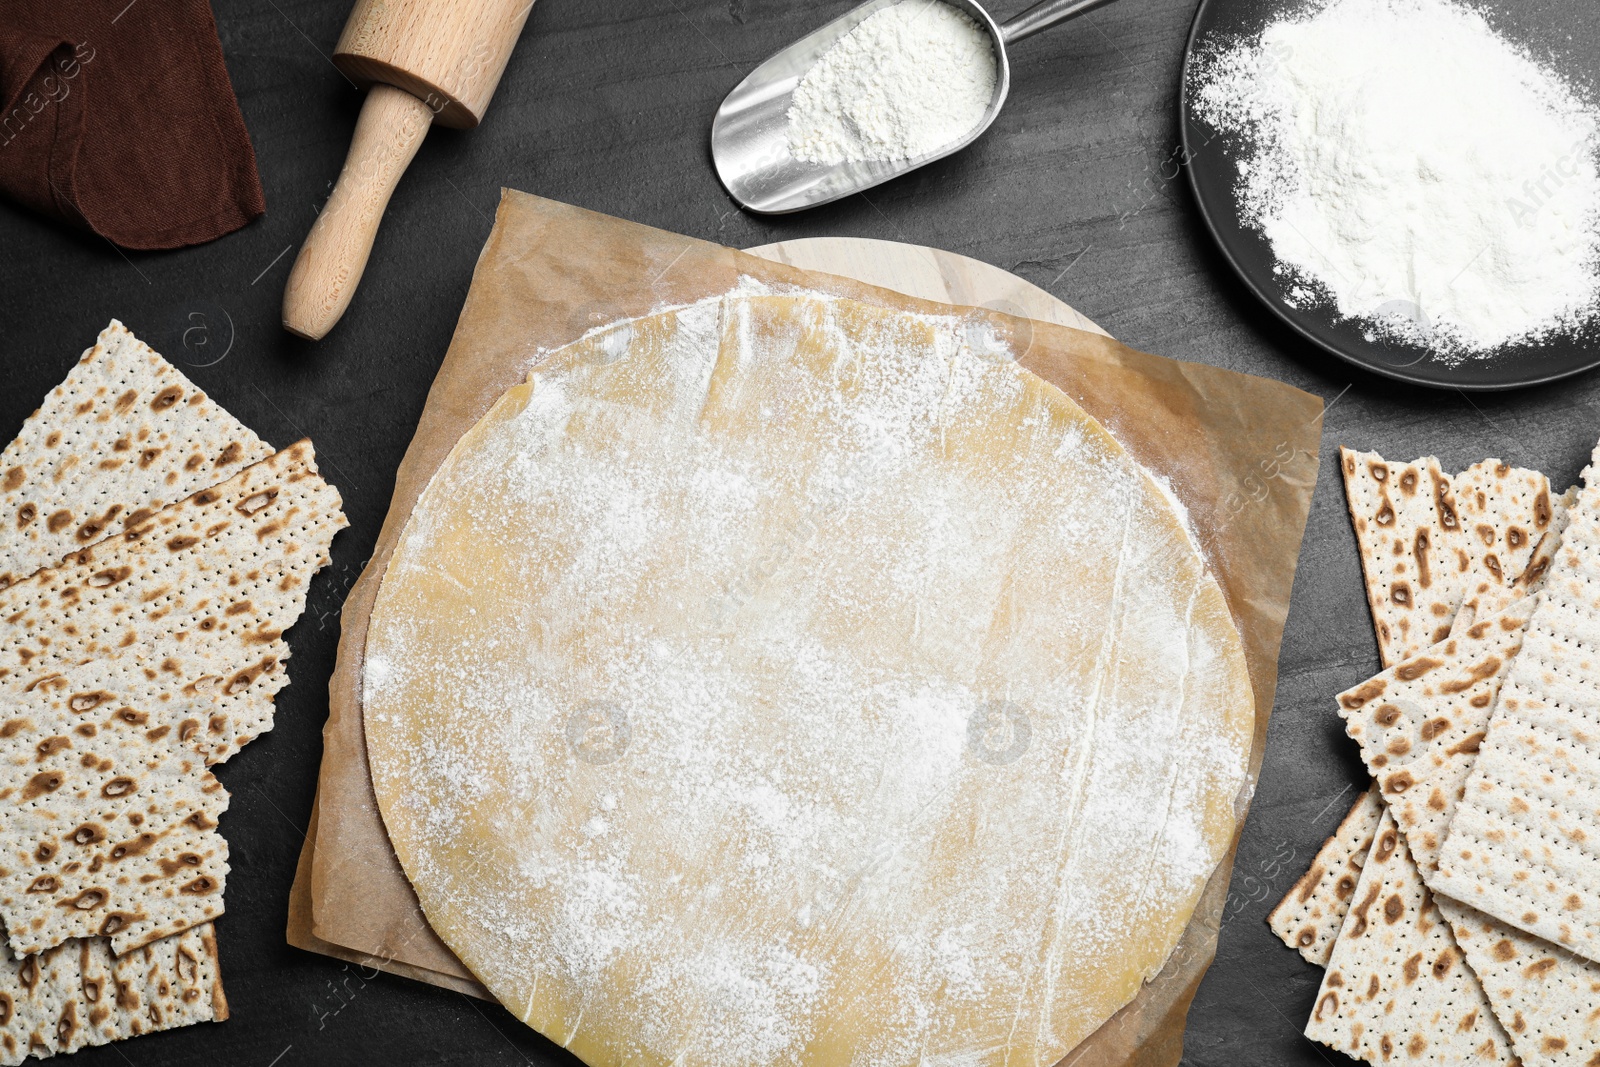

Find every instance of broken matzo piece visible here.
[1305,809,1518,1065]
[0,940,85,1062]
[1452,485,1577,636]
[0,321,273,590]
[1338,601,1536,872]
[0,923,227,1064]
[1455,459,1556,594]
[1341,448,1461,666]
[1340,448,1553,668]
[98,922,227,1041]
[3,637,291,775]
[1337,602,1600,1067]
[1516,485,1580,597]
[0,440,346,765]
[1267,788,1384,964]
[0,662,232,957]
[1440,898,1600,1067]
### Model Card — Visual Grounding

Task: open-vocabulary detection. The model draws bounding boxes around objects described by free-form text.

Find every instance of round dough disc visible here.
[364,292,1253,1067]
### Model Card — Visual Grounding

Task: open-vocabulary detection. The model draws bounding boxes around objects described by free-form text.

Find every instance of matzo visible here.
[1454,485,1577,635]
[1267,788,1383,964]
[0,661,232,957]
[1442,901,1600,1067]
[0,321,273,590]
[1269,458,1561,970]
[0,940,85,1062]
[1456,459,1555,597]
[0,923,226,1064]
[0,336,252,1054]
[1340,449,1552,668]
[1342,448,1459,665]
[1306,809,1517,1064]
[0,440,346,766]
[1339,602,1536,871]
[1435,487,1600,966]
[97,922,227,1040]
[1340,604,1600,1066]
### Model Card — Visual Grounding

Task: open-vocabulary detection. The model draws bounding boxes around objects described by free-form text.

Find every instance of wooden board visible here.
[746,237,1110,338]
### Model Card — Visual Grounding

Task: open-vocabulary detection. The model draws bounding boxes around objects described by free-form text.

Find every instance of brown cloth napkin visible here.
[0,0,264,250]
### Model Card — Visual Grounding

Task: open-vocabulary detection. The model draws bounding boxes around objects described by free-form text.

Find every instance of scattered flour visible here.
[787,0,998,165]
[1189,0,1600,358]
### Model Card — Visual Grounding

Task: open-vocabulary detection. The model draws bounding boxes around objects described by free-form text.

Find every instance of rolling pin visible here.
[282,0,535,340]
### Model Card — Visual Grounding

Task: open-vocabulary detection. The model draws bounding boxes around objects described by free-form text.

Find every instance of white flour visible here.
[1190,0,1600,357]
[787,0,998,165]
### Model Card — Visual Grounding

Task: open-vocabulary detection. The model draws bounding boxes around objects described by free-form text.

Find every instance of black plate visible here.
[1180,0,1600,390]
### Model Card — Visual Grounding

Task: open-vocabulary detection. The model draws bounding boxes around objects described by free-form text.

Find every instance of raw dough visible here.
[364,292,1253,1067]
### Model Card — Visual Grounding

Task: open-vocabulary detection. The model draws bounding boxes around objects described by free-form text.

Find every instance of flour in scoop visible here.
[787,0,998,165]
[1190,0,1600,358]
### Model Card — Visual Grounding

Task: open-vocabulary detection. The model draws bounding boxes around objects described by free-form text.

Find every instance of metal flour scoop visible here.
[712,0,1120,214]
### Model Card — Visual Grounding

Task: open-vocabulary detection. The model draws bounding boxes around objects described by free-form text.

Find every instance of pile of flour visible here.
[787,0,998,165]
[1190,0,1600,357]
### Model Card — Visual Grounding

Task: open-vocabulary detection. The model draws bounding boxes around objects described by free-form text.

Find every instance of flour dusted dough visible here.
[363,293,1254,1067]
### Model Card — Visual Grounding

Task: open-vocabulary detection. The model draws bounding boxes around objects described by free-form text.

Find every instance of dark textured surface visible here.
[0,0,1594,1064]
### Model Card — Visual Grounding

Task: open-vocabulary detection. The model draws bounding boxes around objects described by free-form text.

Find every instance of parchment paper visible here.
[288,190,1324,1066]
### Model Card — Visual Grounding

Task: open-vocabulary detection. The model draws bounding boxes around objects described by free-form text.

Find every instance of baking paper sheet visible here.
[287,190,1323,1066]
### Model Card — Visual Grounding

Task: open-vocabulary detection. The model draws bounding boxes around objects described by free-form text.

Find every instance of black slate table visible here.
[3,1,1598,1064]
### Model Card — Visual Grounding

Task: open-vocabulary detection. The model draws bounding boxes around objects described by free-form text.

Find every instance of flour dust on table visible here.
[1189,0,1600,360]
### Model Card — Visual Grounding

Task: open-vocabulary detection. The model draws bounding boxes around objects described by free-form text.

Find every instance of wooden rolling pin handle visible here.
[282,84,436,340]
